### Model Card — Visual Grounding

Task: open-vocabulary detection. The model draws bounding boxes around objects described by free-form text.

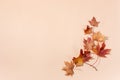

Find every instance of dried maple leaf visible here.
[62,61,74,76]
[72,49,92,67]
[72,56,83,67]
[89,17,100,27]
[92,42,111,57]
[92,32,107,42]
[84,37,95,50]
[83,50,92,62]
[84,25,93,34]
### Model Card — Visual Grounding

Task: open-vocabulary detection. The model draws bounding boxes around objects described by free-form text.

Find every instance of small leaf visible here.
[84,25,93,34]
[83,51,92,62]
[92,32,107,42]
[84,37,95,50]
[89,17,100,27]
[72,57,84,67]
[62,61,74,76]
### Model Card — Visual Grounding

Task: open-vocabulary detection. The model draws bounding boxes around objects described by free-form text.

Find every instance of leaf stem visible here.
[92,56,99,65]
[85,63,98,71]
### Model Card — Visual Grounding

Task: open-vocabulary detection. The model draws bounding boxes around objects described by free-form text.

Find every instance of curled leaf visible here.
[84,25,93,34]
[89,17,100,27]
[62,61,74,76]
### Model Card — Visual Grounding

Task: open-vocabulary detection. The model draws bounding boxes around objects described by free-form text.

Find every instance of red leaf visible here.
[92,42,111,57]
[99,49,111,57]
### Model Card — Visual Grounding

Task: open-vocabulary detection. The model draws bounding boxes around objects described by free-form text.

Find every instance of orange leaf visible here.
[84,25,93,34]
[72,49,92,67]
[92,32,107,42]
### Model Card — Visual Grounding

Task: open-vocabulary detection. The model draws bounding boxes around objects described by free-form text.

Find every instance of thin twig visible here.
[85,63,98,71]
[92,56,99,65]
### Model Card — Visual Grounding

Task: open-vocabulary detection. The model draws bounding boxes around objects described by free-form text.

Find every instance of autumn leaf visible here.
[72,56,84,67]
[84,37,95,50]
[84,25,93,34]
[92,42,111,57]
[89,17,100,27]
[83,50,92,62]
[92,32,107,42]
[62,61,74,76]
[72,49,92,67]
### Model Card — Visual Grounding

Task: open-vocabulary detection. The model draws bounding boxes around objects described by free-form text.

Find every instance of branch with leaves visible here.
[62,17,111,76]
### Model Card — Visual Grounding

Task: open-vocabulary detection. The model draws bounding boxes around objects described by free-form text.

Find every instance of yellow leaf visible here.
[92,32,106,42]
[73,57,84,66]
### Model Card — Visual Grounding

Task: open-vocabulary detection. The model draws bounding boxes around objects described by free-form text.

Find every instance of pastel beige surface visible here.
[0,0,120,80]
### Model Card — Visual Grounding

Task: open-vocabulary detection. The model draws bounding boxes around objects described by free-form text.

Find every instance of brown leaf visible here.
[62,61,74,76]
[89,17,100,27]
[84,25,93,34]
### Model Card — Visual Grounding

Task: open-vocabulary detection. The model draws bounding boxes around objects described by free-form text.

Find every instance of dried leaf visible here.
[83,50,92,62]
[89,17,100,27]
[92,32,107,42]
[62,61,74,76]
[84,37,95,50]
[72,49,92,67]
[92,43,111,57]
[84,25,93,34]
[72,56,84,67]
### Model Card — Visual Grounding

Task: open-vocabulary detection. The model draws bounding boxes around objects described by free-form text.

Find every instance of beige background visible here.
[0,0,120,80]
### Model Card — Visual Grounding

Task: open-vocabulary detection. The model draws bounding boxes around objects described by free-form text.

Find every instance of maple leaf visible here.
[89,17,100,27]
[84,37,95,50]
[72,49,92,67]
[92,32,107,42]
[84,25,93,34]
[92,42,111,57]
[62,61,74,76]
[83,50,92,62]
